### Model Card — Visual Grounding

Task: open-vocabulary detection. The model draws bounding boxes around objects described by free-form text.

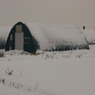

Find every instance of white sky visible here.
[0,0,95,28]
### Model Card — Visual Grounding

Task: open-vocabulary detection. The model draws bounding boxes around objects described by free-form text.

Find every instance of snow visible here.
[0,26,11,48]
[0,26,11,40]
[0,85,26,95]
[25,23,88,50]
[82,30,95,44]
[0,45,95,95]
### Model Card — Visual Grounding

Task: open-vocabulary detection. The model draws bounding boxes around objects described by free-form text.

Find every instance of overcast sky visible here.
[0,0,95,28]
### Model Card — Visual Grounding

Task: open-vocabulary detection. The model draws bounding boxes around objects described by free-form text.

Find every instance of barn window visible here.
[10,34,13,41]
[16,25,22,32]
[24,37,29,44]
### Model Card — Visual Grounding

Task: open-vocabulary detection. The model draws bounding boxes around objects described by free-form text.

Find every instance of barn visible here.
[5,22,89,53]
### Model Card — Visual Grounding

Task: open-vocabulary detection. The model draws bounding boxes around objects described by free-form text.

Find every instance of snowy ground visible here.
[0,45,95,95]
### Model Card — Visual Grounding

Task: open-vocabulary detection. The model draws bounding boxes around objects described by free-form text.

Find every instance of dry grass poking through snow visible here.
[0,52,4,57]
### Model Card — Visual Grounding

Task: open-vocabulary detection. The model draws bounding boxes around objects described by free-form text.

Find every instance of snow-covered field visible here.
[0,45,95,95]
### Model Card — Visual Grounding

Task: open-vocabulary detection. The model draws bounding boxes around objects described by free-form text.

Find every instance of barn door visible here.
[15,32,24,50]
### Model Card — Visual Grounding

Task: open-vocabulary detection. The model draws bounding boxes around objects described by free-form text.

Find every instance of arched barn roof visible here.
[24,23,89,50]
[82,30,95,44]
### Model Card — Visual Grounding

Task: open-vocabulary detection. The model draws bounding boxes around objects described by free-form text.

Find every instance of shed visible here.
[5,22,89,53]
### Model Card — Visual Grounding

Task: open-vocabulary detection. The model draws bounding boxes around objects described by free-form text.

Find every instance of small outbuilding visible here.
[5,22,89,53]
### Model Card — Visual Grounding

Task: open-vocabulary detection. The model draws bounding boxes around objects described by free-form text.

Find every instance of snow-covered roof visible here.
[25,23,88,50]
[82,30,95,44]
[0,26,11,41]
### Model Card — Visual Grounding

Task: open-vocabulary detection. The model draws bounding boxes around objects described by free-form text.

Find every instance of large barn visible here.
[5,22,89,53]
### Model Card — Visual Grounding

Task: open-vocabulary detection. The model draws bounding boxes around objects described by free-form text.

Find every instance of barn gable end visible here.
[5,22,38,53]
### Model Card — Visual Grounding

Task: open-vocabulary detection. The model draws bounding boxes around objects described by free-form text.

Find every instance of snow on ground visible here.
[0,45,95,95]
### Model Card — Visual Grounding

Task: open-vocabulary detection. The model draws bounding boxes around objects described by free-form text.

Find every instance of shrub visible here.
[5,68,13,76]
[0,52,4,57]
